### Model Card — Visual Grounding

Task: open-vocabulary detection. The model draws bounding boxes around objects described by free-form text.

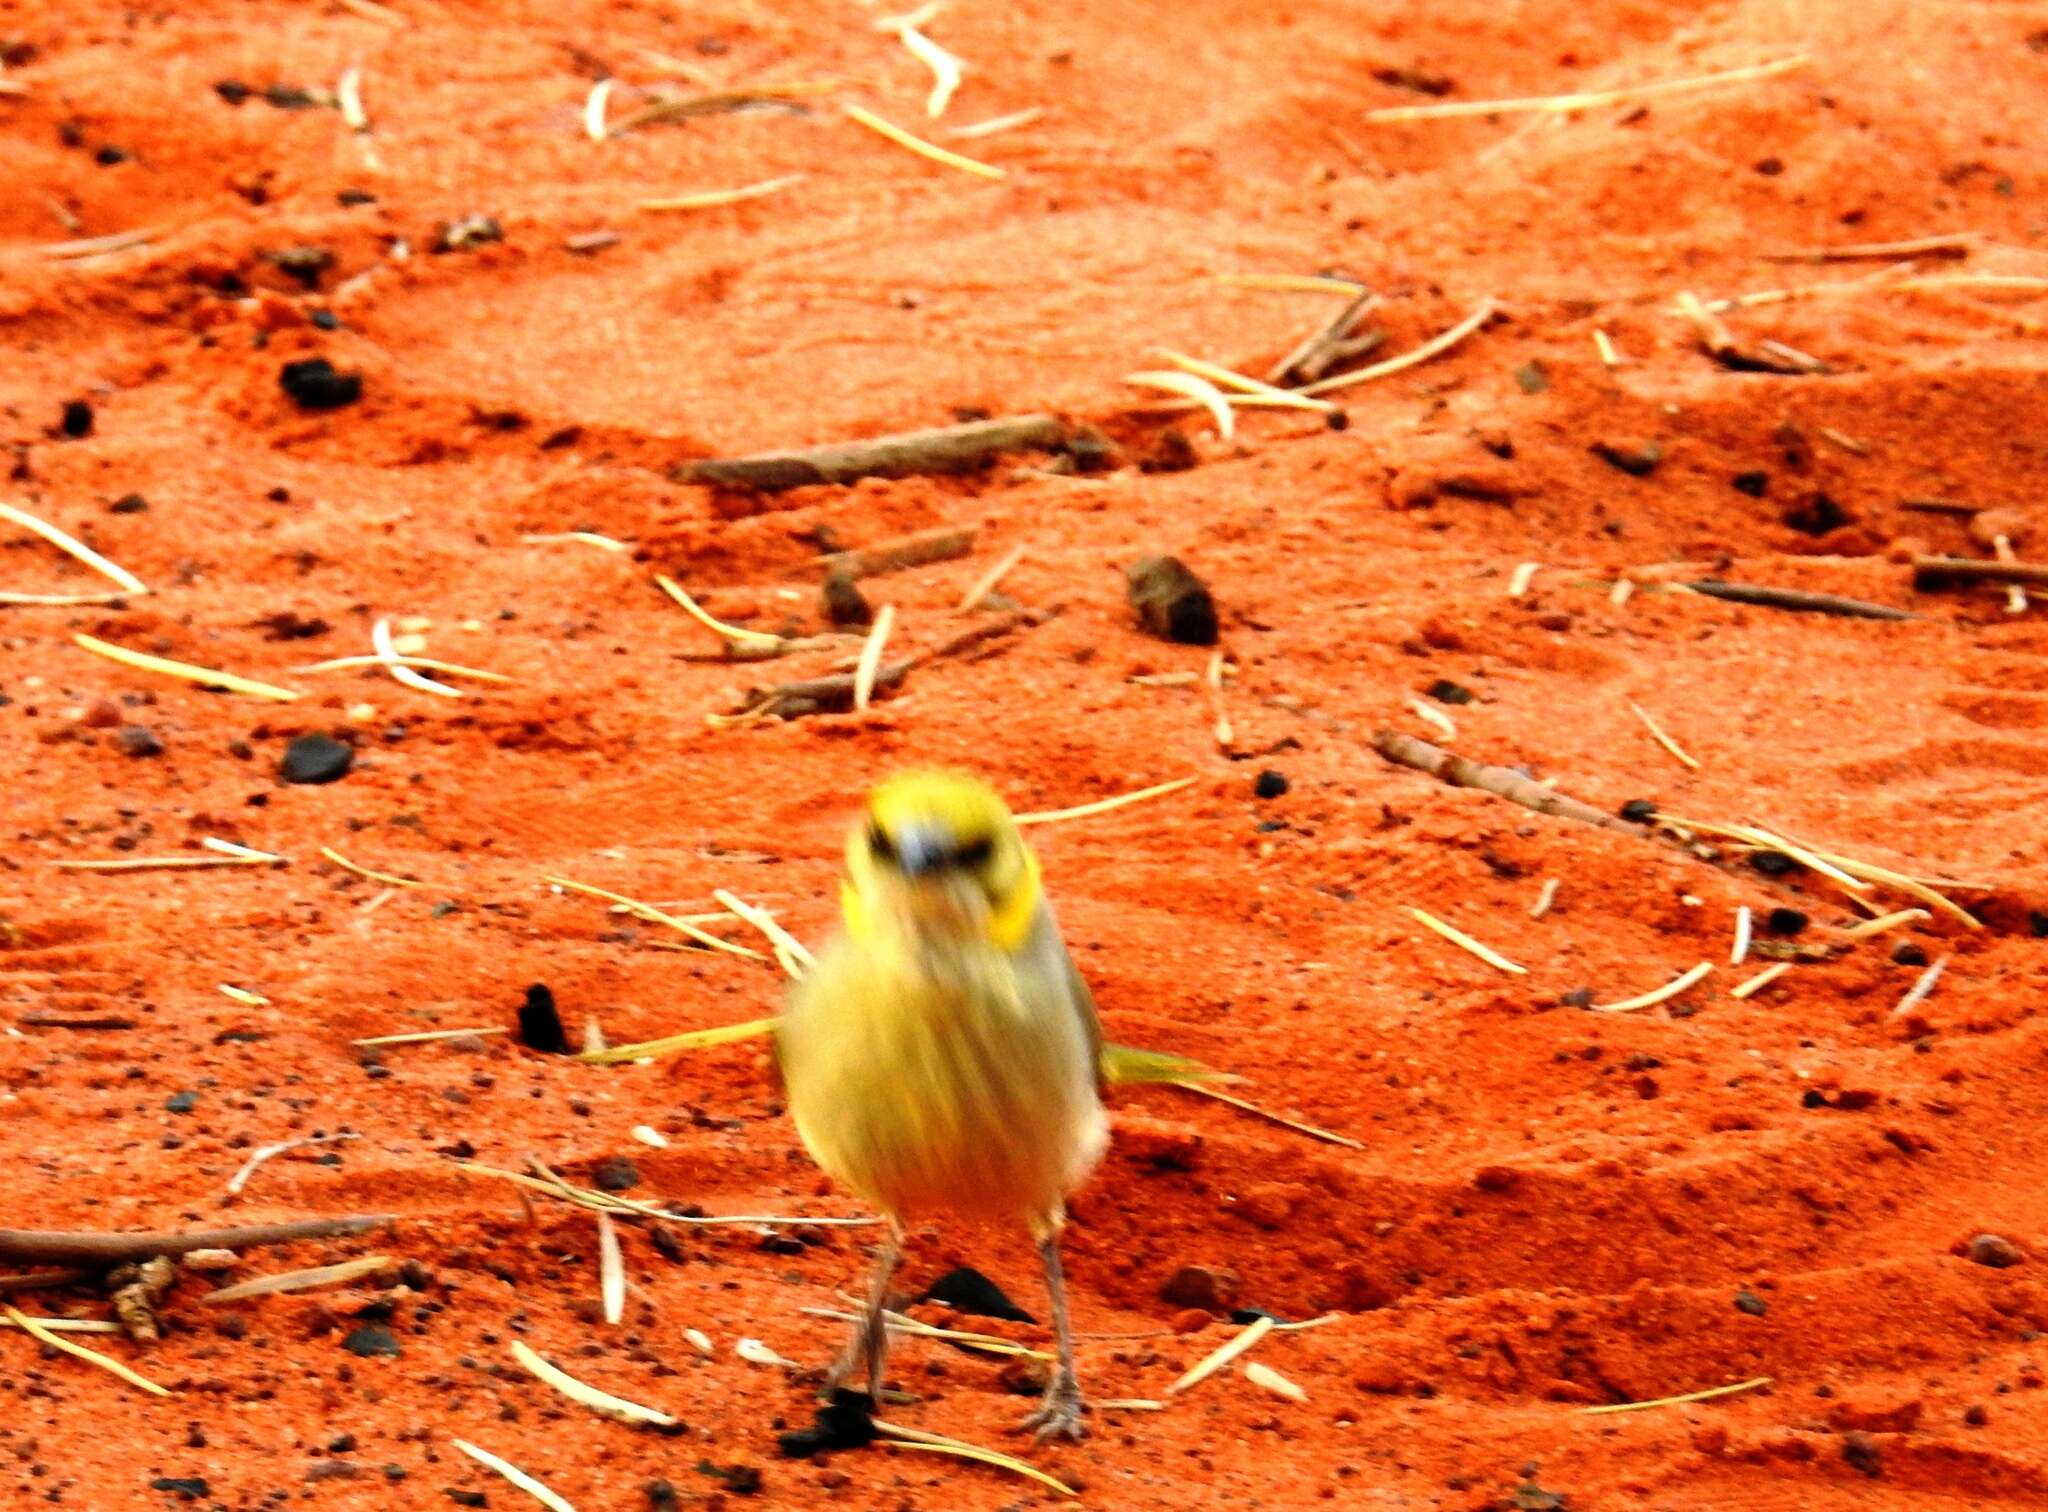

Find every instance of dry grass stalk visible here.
[956,542,1026,612]
[1509,562,1541,597]
[0,500,148,595]
[37,228,155,260]
[1363,55,1808,122]
[712,888,816,976]
[687,420,1056,491]
[1218,272,1369,295]
[846,103,1004,178]
[1841,908,1929,941]
[1156,348,1338,412]
[578,1017,779,1065]
[522,531,631,552]
[1892,956,1947,1016]
[73,633,301,701]
[372,617,461,697]
[1530,878,1560,919]
[353,1025,508,1047]
[200,1255,392,1303]
[881,18,963,116]
[1593,328,1620,367]
[227,1131,358,1195]
[1407,906,1526,975]
[545,874,765,958]
[1294,299,1495,395]
[653,574,783,651]
[1408,698,1455,739]
[511,1338,676,1426]
[1013,776,1196,825]
[320,846,423,887]
[1766,233,1976,263]
[451,1440,575,1512]
[640,173,807,212]
[852,603,896,711]
[1730,962,1790,999]
[1125,369,1235,437]
[1168,1313,1275,1395]
[337,68,369,131]
[1583,1375,1771,1414]
[873,1419,1077,1497]
[1243,1360,1307,1401]
[217,984,270,1006]
[1627,698,1701,771]
[1175,1083,1363,1149]
[5,1306,170,1396]
[296,652,509,682]
[1591,961,1713,1013]
[0,1315,119,1333]
[583,78,614,140]
[1730,905,1752,966]
[596,1211,625,1326]
[947,106,1043,139]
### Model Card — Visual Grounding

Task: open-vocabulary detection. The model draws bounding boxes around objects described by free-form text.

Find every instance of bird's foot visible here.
[1014,1368,1086,1443]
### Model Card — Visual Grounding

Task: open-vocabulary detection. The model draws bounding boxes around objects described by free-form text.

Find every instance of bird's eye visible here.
[953,836,994,869]
[867,822,897,862]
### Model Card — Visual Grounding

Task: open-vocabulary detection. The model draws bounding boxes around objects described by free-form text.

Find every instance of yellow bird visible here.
[781,770,1105,1441]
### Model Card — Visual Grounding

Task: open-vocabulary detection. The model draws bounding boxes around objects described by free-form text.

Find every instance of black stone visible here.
[264,83,319,109]
[1324,408,1350,431]
[2030,910,2048,938]
[164,1091,198,1114]
[1618,798,1658,823]
[1764,907,1808,936]
[1968,1233,2023,1269]
[109,492,148,514]
[1749,850,1795,876]
[518,983,570,1054]
[116,725,164,757]
[1592,438,1662,476]
[444,1493,488,1508]
[1782,492,1850,536]
[150,1479,209,1499]
[1734,1289,1768,1316]
[820,571,872,627]
[279,357,362,411]
[1125,554,1218,645]
[1426,679,1475,705]
[60,399,93,438]
[95,144,128,165]
[1843,1431,1882,1478]
[921,1266,1035,1324]
[591,1155,640,1192]
[213,79,253,104]
[695,1462,762,1496]
[280,733,353,784]
[1732,470,1769,497]
[1892,942,1928,967]
[342,1322,401,1357]
[1060,426,1119,472]
[1253,770,1289,800]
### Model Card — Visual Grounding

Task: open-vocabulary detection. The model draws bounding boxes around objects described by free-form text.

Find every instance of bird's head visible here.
[843,770,1040,949]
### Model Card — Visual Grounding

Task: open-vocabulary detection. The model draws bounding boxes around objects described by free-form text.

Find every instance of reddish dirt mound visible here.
[5,0,2048,1507]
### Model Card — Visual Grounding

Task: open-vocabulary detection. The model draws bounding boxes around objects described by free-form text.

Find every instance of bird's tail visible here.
[1099,1043,1242,1087]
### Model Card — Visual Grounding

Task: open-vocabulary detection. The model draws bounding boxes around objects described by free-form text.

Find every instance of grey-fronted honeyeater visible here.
[780,770,1104,1441]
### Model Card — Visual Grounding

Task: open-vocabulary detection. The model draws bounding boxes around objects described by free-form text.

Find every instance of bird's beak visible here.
[890,823,952,877]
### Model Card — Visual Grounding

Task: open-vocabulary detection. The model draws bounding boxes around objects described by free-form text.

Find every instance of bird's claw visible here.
[1014,1369,1086,1443]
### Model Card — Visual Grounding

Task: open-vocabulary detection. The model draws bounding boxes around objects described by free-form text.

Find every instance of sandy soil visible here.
[5,0,2048,1507]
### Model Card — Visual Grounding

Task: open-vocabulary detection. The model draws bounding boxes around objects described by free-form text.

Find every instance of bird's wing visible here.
[1024,902,1104,1077]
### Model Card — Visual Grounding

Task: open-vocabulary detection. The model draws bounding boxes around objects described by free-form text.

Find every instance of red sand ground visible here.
[6,0,2048,1506]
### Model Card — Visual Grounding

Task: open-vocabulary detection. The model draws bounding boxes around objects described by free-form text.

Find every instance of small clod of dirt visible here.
[279,358,363,411]
[1125,554,1219,645]
[279,733,354,784]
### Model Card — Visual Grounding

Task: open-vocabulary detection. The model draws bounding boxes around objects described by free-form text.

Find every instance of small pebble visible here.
[1765,908,1808,935]
[1892,942,1929,967]
[279,357,363,411]
[116,724,164,757]
[1158,1265,1239,1311]
[1125,554,1219,645]
[592,1155,641,1192]
[1968,1234,2023,1269]
[1253,770,1289,800]
[1733,1289,1768,1316]
[280,732,353,784]
[342,1322,401,1358]
[60,399,94,438]
[820,571,872,628]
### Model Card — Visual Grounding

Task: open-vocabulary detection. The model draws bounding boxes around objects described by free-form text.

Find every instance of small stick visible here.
[545,874,764,958]
[6,1307,170,1397]
[1167,1314,1274,1395]
[227,1132,358,1195]
[681,416,1060,491]
[336,68,369,131]
[1530,878,1560,919]
[1370,730,1641,833]
[654,574,782,650]
[1362,55,1807,122]
[1730,962,1791,999]
[1217,272,1370,295]
[1407,906,1526,975]
[1509,562,1541,597]
[1731,906,1752,966]
[1892,956,1947,1016]
[451,1440,575,1512]
[1591,962,1714,1013]
[1817,426,1869,456]
[1610,578,1635,608]
[1841,908,1929,941]
[852,603,896,711]
[712,888,816,975]
[874,1426,1077,1498]
[1765,233,1976,263]
[1408,698,1455,739]
[845,102,1004,178]
[0,1216,390,1266]
[1294,299,1496,396]
[640,173,808,212]
[1583,1376,1771,1415]
[0,589,135,606]
[1991,535,2029,614]
[0,1315,118,1333]
[580,1017,779,1064]
[295,653,509,682]
[1626,698,1701,771]
[1243,1360,1308,1401]
[352,1026,509,1047]
[1172,1084,1363,1149]
[17,1013,138,1030]
[947,106,1044,139]
[336,0,406,22]
[217,985,269,1006]
[822,524,981,579]
[53,853,280,874]
[373,617,460,698]
[1266,290,1378,384]
[1014,776,1196,825]
[0,501,148,594]
[73,633,301,701]
[522,531,631,552]
[1671,290,1816,374]
[1911,555,2048,590]
[201,1255,392,1304]
[320,846,423,888]
[36,229,155,260]
[1676,580,1916,620]
[597,1211,624,1325]
[880,19,963,117]
[956,542,1026,612]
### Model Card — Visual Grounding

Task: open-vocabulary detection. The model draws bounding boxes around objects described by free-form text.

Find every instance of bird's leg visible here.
[824,1221,901,1403]
[1015,1220,1086,1442]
